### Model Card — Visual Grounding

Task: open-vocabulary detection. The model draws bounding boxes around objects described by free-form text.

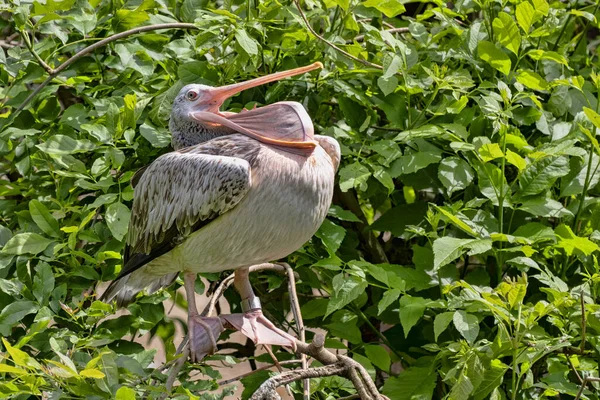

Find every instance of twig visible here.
[217,359,303,386]
[20,31,54,74]
[348,27,410,43]
[292,0,383,70]
[11,23,199,117]
[574,377,600,400]
[580,292,586,353]
[280,262,310,400]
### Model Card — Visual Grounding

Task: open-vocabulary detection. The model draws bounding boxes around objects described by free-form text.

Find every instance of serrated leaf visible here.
[325,274,368,316]
[105,202,131,242]
[493,12,521,55]
[378,288,401,315]
[434,312,454,341]
[399,295,429,337]
[382,367,437,400]
[505,149,527,170]
[235,29,259,56]
[365,345,391,371]
[478,41,511,75]
[516,70,548,91]
[453,310,479,344]
[315,219,346,254]
[516,2,535,33]
[2,233,53,255]
[29,200,60,238]
[362,0,406,17]
[519,156,569,196]
[438,157,475,195]
[338,162,371,192]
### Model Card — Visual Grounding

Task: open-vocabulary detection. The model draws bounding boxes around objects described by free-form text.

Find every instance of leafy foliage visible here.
[1,0,600,398]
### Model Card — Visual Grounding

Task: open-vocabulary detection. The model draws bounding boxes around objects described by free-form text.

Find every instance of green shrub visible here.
[1,0,599,398]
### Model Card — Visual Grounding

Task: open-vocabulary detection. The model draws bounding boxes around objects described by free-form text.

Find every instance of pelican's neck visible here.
[169,118,234,150]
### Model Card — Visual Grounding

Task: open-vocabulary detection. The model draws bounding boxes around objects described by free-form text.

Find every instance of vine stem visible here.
[292,0,383,70]
[11,23,199,118]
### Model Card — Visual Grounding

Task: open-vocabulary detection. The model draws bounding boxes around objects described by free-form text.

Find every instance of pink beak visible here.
[202,62,323,113]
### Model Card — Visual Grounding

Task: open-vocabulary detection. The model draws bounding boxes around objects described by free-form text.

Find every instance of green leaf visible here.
[114,10,149,31]
[399,295,429,337]
[115,386,137,400]
[382,367,437,400]
[438,157,475,195]
[516,70,548,91]
[33,262,54,306]
[505,149,527,171]
[370,202,428,237]
[432,237,491,270]
[315,219,346,254]
[378,288,401,315]
[139,123,171,148]
[519,156,569,197]
[555,224,599,256]
[338,162,371,192]
[479,143,505,162]
[516,1,535,33]
[36,135,96,155]
[584,107,600,130]
[0,302,38,336]
[493,12,521,55]
[365,345,391,371]
[453,310,479,344]
[105,202,131,242]
[362,0,406,18]
[478,163,510,206]
[477,41,511,75]
[29,200,60,238]
[2,233,53,255]
[80,368,106,379]
[434,312,455,341]
[328,206,361,222]
[325,274,368,316]
[235,29,259,56]
[472,359,509,400]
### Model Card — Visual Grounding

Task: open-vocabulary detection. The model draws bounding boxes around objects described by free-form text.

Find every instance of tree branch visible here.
[21,31,54,74]
[292,0,383,70]
[12,23,199,116]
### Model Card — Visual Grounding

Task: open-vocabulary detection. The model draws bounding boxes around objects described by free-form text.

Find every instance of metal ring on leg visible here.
[241,296,261,312]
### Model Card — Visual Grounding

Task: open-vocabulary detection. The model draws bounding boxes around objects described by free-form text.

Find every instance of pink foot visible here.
[221,310,297,351]
[188,315,224,362]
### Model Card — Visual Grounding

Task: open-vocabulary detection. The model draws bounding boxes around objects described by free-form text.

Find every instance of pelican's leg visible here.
[184,272,224,362]
[220,267,297,350]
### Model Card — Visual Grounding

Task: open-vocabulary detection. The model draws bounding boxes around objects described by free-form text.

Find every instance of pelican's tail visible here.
[100,269,178,307]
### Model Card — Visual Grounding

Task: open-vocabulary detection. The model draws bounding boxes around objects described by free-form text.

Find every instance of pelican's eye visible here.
[186,90,199,101]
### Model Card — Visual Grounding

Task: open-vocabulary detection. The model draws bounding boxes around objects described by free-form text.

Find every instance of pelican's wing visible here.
[191,101,314,143]
[102,136,259,304]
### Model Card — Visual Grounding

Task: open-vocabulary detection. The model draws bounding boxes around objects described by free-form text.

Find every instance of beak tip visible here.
[314,62,324,69]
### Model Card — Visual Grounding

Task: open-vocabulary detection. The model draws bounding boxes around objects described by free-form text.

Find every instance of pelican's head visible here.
[169,62,323,149]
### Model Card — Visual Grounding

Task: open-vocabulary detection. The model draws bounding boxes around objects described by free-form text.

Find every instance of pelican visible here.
[101,62,340,361]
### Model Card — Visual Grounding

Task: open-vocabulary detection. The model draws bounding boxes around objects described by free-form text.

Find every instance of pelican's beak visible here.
[191,62,322,150]
[203,62,323,112]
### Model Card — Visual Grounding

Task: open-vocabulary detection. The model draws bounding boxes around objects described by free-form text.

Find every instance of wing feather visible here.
[121,145,253,279]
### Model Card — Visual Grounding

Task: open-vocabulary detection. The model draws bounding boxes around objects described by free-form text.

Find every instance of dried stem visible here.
[217,359,303,386]
[292,0,383,70]
[11,23,199,117]
[348,27,410,43]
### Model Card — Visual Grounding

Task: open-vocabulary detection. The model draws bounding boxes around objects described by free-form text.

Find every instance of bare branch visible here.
[12,23,199,117]
[292,0,383,70]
